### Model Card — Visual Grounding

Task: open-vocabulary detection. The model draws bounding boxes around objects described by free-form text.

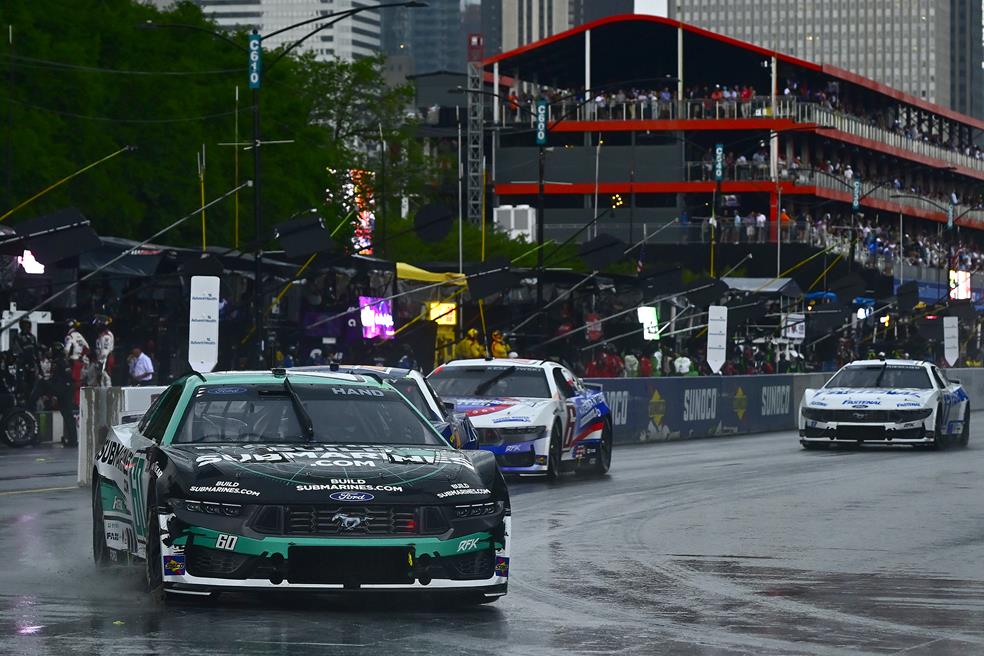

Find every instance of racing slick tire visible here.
[932,406,948,450]
[800,441,827,450]
[546,422,563,480]
[959,406,970,448]
[588,420,613,475]
[92,475,110,567]
[1,409,38,447]
[145,488,164,597]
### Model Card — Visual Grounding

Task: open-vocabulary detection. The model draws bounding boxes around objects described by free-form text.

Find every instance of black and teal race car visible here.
[91,370,511,601]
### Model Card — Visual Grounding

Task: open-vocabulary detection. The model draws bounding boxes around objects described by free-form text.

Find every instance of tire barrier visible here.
[588,370,984,444]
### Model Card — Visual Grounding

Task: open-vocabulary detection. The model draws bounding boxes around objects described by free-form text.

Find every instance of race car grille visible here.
[805,408,929,423]
[496,450,537,468]
[251,504,450,536]
[185,545,252,578]
[284,505,416,535]
[287,546,414,585]
[444,550,494,580]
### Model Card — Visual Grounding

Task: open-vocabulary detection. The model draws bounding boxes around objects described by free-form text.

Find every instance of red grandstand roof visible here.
[485,14,984,132]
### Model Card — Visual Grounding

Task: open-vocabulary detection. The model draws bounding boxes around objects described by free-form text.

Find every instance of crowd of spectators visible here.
[494,72,981,162]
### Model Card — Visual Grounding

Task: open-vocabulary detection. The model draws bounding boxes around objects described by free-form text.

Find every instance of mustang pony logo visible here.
[332,513,367,531]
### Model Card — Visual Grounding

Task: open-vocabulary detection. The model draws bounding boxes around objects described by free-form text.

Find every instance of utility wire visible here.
[0,53,240,76]
[0,96,252,124]
[0,181,252,334]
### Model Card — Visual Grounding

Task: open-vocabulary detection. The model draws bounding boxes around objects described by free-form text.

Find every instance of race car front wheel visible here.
[145,488,164,596]
[546,423,562,480]
[92,476,110,567]
[589,421,613,475]
[932,406,948,450]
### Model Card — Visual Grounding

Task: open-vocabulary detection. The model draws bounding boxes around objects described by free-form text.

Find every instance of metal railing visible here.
[797,103,984,172]
[492,96,984,173]
[495,96,798,125]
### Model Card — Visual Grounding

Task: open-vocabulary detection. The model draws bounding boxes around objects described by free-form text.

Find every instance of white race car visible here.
[799,359,970,449]
[427,359,612,478]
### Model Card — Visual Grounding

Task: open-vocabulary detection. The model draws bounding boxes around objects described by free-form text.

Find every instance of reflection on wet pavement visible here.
[3,430,984,655]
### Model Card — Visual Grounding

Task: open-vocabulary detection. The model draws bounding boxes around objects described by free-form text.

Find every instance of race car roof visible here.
[187,370,382,386]
[442,358,548,368]
[844,359,929,367]
[293,365,415,379]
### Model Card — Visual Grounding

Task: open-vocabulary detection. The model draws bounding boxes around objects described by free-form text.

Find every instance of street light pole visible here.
[536,143,546,341]
[252,80,263,363]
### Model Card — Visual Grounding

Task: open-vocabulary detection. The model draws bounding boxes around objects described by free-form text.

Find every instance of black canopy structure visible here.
[0,207,100,264]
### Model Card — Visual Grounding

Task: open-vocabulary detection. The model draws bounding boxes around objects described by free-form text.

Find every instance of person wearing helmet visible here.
[456,328,484,359]
[490,330,510,358]
[92,315,114,387]
[64,319,89,362]
[64,319,89,410]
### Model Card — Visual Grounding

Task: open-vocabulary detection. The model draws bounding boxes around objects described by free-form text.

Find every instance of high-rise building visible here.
[193,0,381,62]
[500,0,571,51]
[579,0,668,23]
[481,0,503,55]
[668,0,982,118]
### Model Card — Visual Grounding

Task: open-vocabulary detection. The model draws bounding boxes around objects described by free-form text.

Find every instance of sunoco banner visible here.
[587,375,799,444]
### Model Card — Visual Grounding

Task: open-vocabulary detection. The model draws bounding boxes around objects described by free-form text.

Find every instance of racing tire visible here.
[800,441,827,450]
[145,488,164,598]
[932,406,948,451]
[1,409,39,448]
[588,421,613,475]
[92,476,110,567]
[545,423,562,480]
[959,406,970,448]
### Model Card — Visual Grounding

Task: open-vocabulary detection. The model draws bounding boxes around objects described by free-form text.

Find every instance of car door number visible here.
[563,404,577,448]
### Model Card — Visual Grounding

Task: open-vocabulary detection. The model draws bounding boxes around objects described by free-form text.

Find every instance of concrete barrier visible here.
[77,385,166,486]
[588,368,984,444]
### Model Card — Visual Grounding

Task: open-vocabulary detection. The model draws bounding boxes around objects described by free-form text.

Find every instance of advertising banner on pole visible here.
[189,276,220,372]
[706,305,728,373]
[943,316,959,366]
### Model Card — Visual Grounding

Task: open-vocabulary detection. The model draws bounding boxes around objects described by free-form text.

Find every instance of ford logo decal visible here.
[329,491,374,502]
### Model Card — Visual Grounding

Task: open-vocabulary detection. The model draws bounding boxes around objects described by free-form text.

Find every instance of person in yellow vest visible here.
[457,328,485,359]
[490,330,511,358]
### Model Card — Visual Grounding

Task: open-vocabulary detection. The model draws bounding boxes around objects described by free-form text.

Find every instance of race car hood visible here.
[804,387,935,409]
[159,443,494,504]
[442,396,556,429]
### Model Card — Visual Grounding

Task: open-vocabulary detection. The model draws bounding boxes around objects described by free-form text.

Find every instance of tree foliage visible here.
[0,0,434,252]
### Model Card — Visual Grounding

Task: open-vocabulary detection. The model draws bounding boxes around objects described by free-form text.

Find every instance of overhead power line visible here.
[0,96,253,124]
[0,53,240,76]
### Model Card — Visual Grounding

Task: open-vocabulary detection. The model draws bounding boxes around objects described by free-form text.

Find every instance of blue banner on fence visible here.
[586,375,796,443]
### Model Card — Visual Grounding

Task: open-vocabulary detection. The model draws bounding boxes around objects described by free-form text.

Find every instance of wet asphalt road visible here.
[2,427,984,656]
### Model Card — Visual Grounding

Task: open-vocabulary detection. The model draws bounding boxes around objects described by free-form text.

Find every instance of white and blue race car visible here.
[428,359,612,477]
[799,359,970,449]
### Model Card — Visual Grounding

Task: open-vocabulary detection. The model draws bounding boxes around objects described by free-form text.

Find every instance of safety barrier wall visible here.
[73,370,984,483]
[588,369,984,444]
[77,385,166,486]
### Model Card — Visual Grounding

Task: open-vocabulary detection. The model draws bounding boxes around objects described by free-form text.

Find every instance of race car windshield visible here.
[826,366,933,389]
[429,366,552,398]
[173,384,446,446]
